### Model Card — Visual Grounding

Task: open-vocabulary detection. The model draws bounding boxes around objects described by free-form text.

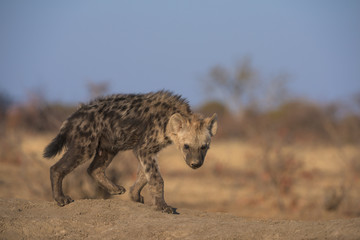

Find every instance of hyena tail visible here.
[43,120,69,158]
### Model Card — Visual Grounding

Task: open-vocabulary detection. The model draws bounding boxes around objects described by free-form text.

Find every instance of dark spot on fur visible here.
[80,131,92,138]
[114,97,126,102]
[99,104,108,114]
[148,115,154,122]
[130,101,142,112]
[80,147,85,155]
[162,103,170,109]
[166,138,172,145]
[87,112,94,122]
[104,110,116,119]
[132,98,142,104]
[149,146,160,154]
[70,111,87,120]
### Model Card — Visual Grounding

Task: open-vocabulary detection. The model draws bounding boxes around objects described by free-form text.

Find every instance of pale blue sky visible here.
[1,0,359,107]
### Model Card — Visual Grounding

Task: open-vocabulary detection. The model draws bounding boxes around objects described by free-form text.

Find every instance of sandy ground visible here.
[1,198,360,240]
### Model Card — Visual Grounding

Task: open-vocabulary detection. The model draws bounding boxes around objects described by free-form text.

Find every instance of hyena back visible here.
[44,90,217,213]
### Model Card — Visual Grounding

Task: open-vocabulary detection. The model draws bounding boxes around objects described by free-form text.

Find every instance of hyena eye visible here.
[183,144,190,150]
[200,144,208,150]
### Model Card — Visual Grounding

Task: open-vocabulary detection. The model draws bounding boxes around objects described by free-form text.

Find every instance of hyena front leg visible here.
[87,150,126,195]
[129,164,147,203]
[136,151,174,214]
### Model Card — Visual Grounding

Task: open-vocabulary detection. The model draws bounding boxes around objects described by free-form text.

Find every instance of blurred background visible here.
[0,0,359,220]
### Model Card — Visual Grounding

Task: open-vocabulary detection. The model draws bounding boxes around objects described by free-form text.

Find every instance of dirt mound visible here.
[1,198,359,240]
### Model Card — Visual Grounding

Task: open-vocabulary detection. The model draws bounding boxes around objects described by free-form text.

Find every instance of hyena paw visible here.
[55,195,74,207]
[108,186,126,195]
[157,204,175,214]
[130,194,144,204]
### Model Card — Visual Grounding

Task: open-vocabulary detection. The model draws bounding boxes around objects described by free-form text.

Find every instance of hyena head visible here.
[167,113,217,169]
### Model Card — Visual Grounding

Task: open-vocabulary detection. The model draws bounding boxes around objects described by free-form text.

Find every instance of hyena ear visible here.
[205,113,218,136]
[167,113,187,135]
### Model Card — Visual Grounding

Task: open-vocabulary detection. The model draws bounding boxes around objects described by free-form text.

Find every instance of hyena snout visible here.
[186,155,204,169]
[189,160,203,169]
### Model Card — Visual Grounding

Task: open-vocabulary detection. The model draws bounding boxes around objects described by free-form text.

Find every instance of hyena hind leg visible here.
[50,147,86,207]
[87,150,126,195]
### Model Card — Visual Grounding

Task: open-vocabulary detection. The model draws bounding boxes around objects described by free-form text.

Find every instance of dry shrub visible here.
[239,100,334,143]
[261,146,303,195]
[255,138,304,212]
[320,108,360,216]
[337,114,360,144]
[0,129,23,166]
[197,99,360,145]
[335,150,360,217]
[323,186,345,211]
[0,130,52,200]
[5,101,76,132]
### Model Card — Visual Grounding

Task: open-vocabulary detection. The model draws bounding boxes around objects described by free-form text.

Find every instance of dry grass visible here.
[1,131,360,220]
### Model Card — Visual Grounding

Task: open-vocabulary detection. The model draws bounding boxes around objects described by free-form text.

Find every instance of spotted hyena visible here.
[44,91,217,213]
